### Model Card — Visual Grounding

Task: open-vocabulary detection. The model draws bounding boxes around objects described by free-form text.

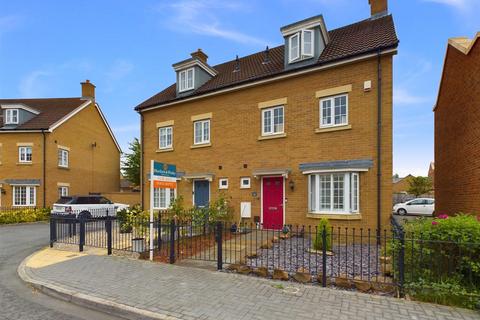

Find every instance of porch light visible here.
[289,180,295,191]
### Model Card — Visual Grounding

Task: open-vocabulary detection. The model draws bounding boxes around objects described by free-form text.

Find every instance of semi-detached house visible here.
[136,0,398,230]
[0,81,121,208]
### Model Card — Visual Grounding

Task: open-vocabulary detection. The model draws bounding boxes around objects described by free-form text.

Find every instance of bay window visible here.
[13,186,36,206]
[308,172,359,214]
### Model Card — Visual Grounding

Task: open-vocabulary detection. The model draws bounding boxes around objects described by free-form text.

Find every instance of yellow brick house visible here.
[136,0,398,230]
[0,80,121,208]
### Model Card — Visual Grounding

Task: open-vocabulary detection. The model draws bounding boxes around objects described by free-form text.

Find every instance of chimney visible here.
[81,79,95,100]
[191,49,208,64]
[369,0,388,19]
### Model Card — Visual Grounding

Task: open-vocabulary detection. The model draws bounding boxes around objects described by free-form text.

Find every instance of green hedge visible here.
[395,214,480,309]
[0,208,50,224]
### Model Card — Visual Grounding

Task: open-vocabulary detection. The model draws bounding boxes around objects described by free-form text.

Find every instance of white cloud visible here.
[423,0,469,10]
[105,59,134,81]
[18,70,51,97]
[394,87,430,106]
[113,123,139,134]
[157,0,268,46]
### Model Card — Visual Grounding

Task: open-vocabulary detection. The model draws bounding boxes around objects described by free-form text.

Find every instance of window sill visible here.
[306,212,362,220]
[257,133,287,141]
[156,147,174,153]
[58,166,70,170]
[190,143,211,149]
[315,124,351,134]
[17,162,33,166]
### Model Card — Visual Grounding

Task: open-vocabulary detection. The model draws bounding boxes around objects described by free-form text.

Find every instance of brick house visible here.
[434,33,480,216]
[0,80,121,208]
[136,0,398,230]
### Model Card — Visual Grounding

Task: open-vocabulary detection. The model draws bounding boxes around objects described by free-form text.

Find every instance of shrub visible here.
[394,214,480,309]
[0,208,50,224]
[312,218,332,251]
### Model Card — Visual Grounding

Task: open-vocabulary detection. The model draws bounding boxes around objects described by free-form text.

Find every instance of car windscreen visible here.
[56,197,73,204]
[73,197,100,204]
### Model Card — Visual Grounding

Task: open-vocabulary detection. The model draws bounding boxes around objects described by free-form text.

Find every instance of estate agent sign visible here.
[149,160,177,260]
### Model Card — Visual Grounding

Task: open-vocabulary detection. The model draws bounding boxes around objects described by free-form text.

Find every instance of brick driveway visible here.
[23,250,479,320]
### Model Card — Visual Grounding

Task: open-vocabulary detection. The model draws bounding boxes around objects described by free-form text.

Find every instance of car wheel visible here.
[79,211,92,219]
[397,208,407,216]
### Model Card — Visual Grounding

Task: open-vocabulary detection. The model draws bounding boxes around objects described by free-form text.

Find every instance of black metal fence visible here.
[50,212,480,297]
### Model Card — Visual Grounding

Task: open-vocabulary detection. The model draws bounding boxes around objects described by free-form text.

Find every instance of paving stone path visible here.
[23,250,480,320]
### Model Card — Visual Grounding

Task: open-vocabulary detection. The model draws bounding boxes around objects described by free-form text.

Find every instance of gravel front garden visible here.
[245,235,389,282]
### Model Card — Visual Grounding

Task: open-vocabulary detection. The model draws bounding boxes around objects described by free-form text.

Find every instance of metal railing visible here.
[49,213,480,297]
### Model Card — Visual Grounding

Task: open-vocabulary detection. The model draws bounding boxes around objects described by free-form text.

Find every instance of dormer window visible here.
[5,109,19,124]
[288,29,314,63]
[302,30,314,57]
[289,33,300,62]
[179,68,194,92]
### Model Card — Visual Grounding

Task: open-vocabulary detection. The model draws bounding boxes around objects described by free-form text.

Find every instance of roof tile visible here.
[136,15,398,110]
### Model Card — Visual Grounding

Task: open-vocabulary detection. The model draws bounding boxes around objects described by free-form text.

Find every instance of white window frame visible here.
[240,177,251,189]
[219,178,229,190]
[301,29,314,57]
[288,32,300,62]
[308,172,360,214]
[13,186,36,207]
[58,186,69,198]
[261,106,284,136]
[153,188,176,210]
[58,148,69,168]
[179,68,194,92]
[193,119,210,145]
[18,146,32,163]
[158,126,173,149]
[5,109,19,124]
[320,94,349,128]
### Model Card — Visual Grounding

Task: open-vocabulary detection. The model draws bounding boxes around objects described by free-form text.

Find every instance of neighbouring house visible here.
[135,0,398,230]
[0,80,121,208]
[434,32,480,216]
[392,174,414,204]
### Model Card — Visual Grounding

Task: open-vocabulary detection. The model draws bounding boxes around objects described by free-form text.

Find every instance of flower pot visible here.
[132,238,145,253]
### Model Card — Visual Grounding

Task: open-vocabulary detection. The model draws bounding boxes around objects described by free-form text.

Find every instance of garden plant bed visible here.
[245,235,388,281]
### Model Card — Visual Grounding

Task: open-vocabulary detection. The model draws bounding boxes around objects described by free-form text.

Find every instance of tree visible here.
[122,138,141,186]
[407,176,432,197]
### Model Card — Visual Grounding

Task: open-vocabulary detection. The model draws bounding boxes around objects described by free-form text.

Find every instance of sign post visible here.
[149,160,177,261]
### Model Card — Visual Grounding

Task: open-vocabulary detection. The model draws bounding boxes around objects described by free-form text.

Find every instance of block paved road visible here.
[23,244,480,319]
[0,223,119,320]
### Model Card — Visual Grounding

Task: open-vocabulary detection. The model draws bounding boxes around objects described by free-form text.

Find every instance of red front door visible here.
[262,177,284,229]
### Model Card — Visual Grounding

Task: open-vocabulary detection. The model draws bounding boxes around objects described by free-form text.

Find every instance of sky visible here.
[1,0,479,177]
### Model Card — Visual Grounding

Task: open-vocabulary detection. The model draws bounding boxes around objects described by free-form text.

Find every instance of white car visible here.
[393,198,435,216]
[51,195,129,218]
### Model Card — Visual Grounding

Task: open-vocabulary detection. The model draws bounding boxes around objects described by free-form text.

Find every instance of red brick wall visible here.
[434,41,480,215]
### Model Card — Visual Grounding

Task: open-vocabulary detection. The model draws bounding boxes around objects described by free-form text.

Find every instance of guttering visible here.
[42,129,47,208]
[140,113,145,209]
[376,50,382,240]
[137,47,398,113]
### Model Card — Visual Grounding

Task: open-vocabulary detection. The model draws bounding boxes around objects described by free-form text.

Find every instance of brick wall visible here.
[434,41,480,215]
[141,55,393,230]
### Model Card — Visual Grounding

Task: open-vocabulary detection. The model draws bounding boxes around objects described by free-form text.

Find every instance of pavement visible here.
[0,222,119,320]
[19,247,480,320]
